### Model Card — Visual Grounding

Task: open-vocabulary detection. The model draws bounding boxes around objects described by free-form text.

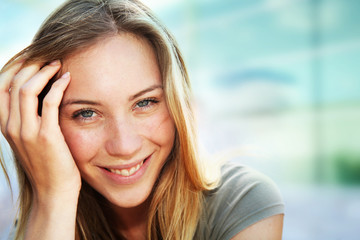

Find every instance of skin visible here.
[231,214,284,240]
[0,33,175,239]
[0,33,283,239]
[0,59,79,239]
[59,33,175,238]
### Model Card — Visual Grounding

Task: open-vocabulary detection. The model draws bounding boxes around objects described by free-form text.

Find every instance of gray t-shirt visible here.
[8,163,284,240]
[194,162,285,240]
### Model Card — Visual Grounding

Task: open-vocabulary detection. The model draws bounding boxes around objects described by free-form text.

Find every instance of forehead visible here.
[61,33,162,100]
[62,33,158,74]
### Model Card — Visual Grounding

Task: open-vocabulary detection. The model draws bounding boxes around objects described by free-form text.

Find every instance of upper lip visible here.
[99,154,151,170]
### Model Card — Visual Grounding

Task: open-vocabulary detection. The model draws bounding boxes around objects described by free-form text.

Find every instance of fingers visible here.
[40,72,70,132]
[19,60,62,136]
[1,59,63,150]
[1,59,80,198]
[7,62,44,140]
[0,56,25,74]
[0,60,24,131]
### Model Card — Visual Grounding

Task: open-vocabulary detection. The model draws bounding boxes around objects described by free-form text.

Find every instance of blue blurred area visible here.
[1,0,360,239]
[155,0,360,239]
[153,0,360,183]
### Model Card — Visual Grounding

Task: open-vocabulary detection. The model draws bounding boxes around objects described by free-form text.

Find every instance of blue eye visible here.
[137,99,151,108]
[72,109,96,119]
[134,98,159,110]
[79,110,94,118]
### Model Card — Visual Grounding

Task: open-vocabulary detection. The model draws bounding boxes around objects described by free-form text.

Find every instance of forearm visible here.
[25,193,79,240]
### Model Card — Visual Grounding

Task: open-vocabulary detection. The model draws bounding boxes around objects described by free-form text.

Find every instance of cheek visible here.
[142,109,175,147]
[61,126,101,164]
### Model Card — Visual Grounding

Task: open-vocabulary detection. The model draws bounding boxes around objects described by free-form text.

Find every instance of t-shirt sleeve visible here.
[196,162,284,240]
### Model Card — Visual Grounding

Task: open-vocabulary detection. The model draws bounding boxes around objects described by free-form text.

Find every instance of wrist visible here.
[32,179,81,204]
[25,189,79,240]
[33,188,80,209]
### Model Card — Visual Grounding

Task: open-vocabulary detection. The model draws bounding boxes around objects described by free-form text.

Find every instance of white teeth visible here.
[121,169,129,176]
[109,161,143,177]
[129,166,136,175]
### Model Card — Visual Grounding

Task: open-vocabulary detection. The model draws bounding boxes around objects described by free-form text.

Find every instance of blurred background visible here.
[1,0,360,239]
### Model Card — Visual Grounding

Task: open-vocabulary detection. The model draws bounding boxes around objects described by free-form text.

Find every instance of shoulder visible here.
[216,162,283,208]
[195,162,284,240]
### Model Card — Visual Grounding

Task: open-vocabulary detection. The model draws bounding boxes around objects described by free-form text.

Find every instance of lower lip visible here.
[100,154,152,185]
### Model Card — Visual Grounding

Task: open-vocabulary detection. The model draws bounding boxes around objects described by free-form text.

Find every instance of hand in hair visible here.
[0,58,80,239]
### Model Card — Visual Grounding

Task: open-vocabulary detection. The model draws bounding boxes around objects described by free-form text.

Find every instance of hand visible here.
[0,58,81,202]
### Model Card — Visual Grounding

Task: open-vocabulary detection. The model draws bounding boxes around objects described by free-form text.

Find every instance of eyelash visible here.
[72,108,97,121]
[133,98,159,111]
[71,98,159,121]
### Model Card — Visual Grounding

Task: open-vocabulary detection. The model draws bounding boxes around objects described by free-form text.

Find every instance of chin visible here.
[110,194,148,209]
[92,182,153,209]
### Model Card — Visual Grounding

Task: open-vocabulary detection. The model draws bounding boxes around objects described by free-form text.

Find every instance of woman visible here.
[0,0,284,239]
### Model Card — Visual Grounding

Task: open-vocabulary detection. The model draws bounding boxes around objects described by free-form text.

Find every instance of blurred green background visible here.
[1,0,360,239]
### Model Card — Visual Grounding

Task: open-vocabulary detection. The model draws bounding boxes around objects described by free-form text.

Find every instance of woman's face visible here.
[59,34,175,209]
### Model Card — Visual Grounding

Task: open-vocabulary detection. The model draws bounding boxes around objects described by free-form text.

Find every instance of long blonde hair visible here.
[1,0,218,239]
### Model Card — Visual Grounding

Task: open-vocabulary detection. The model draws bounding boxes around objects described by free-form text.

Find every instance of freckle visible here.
[156,114,172,131]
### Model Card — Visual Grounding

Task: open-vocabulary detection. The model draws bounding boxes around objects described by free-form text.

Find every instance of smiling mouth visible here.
[105,160,144,177]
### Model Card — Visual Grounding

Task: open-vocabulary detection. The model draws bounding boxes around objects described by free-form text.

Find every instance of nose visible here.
[105,118,142,159]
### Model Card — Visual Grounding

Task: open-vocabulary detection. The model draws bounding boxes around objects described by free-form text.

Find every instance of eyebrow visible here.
[61,84,163,107]
[61,99,100,107]
[128,84,163,101]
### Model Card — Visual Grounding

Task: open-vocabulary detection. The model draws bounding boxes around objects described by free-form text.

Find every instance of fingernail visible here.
[49,60,60,66]
[61,72,70,79]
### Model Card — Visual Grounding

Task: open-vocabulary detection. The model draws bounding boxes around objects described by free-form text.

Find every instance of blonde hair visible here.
[1,0,218,239]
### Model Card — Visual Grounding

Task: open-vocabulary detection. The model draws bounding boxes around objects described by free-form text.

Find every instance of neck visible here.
[104,199,150,240]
